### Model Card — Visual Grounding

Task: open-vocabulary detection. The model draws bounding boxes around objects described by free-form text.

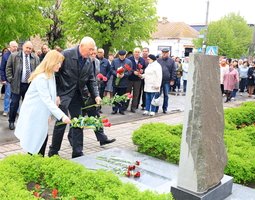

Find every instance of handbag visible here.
[151,93,163,106]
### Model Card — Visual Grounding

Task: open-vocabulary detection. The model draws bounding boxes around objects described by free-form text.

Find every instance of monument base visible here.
[171,175,233,200]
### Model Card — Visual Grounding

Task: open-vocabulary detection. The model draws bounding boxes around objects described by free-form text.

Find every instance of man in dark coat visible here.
[48,36,101,158]
[110,50,132,115]
[6,41,40,130]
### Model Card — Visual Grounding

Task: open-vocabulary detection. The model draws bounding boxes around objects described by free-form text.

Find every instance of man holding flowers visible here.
[110,50,132,115]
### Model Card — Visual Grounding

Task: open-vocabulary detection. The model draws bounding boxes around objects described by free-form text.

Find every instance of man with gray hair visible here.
[6,41,39,130]
[48,36,101,158]
[0,41,18,117]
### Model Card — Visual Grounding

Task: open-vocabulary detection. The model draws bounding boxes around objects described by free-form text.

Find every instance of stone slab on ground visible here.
[72,148,255,200]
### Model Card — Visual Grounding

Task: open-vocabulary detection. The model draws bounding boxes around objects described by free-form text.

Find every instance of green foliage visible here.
[0,154,172,200]
[132,123,182,164]
[60,0,158,55]
[0,0,52,46]
[132,102,255,184]
[193,13,252,57]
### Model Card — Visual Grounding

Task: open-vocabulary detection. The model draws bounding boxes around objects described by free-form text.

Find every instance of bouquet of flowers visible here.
[96,73,107,82]
[137,63,143,75]
[57,116,111,130]
[115,64,132,85]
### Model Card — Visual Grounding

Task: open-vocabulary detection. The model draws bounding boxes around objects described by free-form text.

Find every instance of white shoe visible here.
[240,93,243,96]
[2,112,7,116]
[149,112,155,116]
[143,111,149,115]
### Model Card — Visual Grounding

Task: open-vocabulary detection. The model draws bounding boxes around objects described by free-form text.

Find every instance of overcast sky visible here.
[157,0,255,24]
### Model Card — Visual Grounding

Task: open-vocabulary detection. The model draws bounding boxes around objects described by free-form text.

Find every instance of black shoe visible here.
[100,138,116,146]
[111,111,117,114]
[72,152,84,159]
[99,110,103,114]
[131,108,136,113]
[119,111,125,115]
[163,110,167,114]
[9,122,15,130]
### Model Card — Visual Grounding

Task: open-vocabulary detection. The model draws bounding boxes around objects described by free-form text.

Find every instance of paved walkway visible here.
[0,91,253,160]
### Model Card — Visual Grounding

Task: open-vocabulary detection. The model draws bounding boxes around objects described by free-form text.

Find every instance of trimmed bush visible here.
[132,123,182,164]
[132,102,255,184]
[0,154,172,200]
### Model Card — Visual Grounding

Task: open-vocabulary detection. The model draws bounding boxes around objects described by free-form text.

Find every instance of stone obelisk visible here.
[171,54,233,200]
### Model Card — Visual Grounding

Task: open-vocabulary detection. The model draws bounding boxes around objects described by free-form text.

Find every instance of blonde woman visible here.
[14,50,71,156]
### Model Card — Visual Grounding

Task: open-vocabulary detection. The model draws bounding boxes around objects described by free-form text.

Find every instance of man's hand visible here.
[134,71,139,76]
[56,96,61,107]
[170,80,175,86]
[95,96,102,104]
[1,81,7,85]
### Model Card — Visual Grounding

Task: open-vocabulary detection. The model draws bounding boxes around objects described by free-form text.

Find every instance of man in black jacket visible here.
[156,48,176,113]
[48,36,101,158]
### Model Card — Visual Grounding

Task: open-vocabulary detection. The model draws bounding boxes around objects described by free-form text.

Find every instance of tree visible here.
[41,0,65,48]
[193,13,253,58]
[0,0,52,47]
[60,0,158,56]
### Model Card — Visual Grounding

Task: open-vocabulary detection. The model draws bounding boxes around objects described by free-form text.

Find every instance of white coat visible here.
[142,60,162,93]
[14,73,65,154]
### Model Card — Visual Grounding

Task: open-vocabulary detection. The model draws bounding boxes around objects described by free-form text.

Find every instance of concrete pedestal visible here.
[171,175,233,200]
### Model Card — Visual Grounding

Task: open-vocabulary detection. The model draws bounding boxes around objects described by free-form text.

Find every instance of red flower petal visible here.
[135,161,140,166]
[52,188,58,198]
[102,118,109,123]
[125,170,131,177]
[134,171,141,178]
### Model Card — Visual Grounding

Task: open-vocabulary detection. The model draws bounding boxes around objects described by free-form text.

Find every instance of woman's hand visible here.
[62,115,71,124]
[56,96,61,107]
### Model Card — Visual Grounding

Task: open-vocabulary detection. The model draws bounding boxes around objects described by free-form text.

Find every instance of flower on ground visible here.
[97,156,141,179]
[52,188,58,198]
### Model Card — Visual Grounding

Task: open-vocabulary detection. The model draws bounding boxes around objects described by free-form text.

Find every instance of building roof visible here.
[152,18,199,39]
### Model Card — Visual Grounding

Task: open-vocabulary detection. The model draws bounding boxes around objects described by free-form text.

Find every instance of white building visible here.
[142,18,199,58]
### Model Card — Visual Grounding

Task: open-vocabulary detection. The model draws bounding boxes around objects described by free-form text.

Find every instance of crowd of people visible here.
[0,36,190,158]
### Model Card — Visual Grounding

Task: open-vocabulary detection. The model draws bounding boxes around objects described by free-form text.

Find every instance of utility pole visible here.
[202,1,210,54]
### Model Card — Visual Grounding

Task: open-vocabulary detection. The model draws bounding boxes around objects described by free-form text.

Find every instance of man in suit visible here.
[6,41,40,130]
[48,36,101,158]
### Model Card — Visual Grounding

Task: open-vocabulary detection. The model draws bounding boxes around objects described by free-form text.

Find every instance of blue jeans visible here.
[145,92,157,112]
[155,82,170,112]
[3,83,11,112]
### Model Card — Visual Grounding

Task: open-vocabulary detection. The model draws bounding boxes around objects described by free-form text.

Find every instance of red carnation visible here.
[134,171,141,178]
[103,122,112,127]
[33,191,40,198]
[97,73,104,79]
[34,184,41,190]
[102,118,109,123]
[124,64,132,71]
[103,76,108,81]
[128,165,136,171]
[125,170,131,177]
[137,63,143,69]
[117,67,125,74]
[52,188,58,198]
[135,161,140,166]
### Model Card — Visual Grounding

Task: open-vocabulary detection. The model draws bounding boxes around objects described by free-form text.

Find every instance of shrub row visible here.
[0,154,172,200]
[132,102,255,184]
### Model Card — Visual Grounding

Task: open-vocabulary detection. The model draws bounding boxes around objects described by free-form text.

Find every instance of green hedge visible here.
[0,154,172,200]
[132,102,255,184]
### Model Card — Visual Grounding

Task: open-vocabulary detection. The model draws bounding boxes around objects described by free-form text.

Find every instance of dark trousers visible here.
[112,87,127,112]
[239,78,247,92]
[49,91,84,158]
[99,82,106,98]
[9,83,29,123]
[126,80,142,110]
